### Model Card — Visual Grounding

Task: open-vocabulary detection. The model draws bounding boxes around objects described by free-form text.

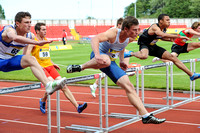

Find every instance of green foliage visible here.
[0,5,5,19]
[124,0,200,18]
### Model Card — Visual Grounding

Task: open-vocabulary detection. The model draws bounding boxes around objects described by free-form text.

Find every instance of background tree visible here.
[124,0,199,18]
[0,5,5,19]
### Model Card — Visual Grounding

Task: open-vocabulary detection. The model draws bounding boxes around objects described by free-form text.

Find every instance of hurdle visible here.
[105,58,200,132]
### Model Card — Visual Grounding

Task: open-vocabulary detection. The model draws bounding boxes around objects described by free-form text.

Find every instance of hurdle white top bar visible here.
[64,74,99,84]
[126,58,197,72]
[0,83,41,94]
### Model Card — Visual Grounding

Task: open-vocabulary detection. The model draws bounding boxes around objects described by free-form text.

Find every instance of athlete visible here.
[23,22,87,114]
[89,17,134,97]
[0,11,66,95]
[152,21,200,62]
[132,14,200,81]
[66,16,166,124]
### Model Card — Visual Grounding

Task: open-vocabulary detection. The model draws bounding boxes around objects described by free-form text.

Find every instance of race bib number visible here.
[107,49,120,61]
[39,48,50,59]
[5,47,21,56]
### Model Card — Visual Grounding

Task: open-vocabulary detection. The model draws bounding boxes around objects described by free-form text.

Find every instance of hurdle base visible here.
[108,113,139,119]
[144,103,168,109]
[163,97,190,101]
[65,124,104,133]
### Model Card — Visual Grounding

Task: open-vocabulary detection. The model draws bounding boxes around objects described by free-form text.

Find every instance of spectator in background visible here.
[24,23,87,114]
[62,29,67,45]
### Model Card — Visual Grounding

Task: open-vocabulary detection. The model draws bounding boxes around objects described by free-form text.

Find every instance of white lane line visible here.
[0,118,65,129]
[0,104,99,116]
[166,121,200,126]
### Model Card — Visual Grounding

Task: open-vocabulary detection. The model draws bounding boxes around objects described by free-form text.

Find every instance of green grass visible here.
[1,39,200,91]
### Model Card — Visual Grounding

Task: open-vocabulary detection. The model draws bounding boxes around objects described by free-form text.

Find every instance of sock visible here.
[93,83,98,89]
[80,65,82,70]
[142,113,150,118]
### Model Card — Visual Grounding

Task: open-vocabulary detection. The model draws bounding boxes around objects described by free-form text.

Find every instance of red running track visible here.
[0,81,200,133]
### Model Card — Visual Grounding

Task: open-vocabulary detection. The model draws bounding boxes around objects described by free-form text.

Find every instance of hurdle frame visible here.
[64,58,200,132]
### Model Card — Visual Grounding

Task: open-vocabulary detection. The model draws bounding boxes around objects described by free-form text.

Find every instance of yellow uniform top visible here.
[31,37,53,67]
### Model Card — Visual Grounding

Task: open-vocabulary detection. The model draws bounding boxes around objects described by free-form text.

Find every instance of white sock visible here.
[142,113,150,118]
[80,65,82,70]
[93,83,98,89]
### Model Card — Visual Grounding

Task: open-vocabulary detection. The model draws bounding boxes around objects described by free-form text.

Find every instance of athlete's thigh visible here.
[100,61,126,84]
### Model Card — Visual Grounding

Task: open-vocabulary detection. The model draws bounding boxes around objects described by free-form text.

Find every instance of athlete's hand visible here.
[37,40,53,46]
[53,64,60,71]
[95,55,106,65]
[120,62,128,71]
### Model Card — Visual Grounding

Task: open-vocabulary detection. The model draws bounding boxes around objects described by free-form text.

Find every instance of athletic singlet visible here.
[31,37,53,68]
[99,29,129,61]
[138,23,166,45]
[174,30,193,46]
[0,25,32,59]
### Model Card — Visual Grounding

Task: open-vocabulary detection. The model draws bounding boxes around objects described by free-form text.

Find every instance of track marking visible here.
[166,121,200,126]
[0,118,65,129]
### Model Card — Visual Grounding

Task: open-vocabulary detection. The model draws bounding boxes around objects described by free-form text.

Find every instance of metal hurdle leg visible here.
[193,59,196,98]
[47,94,51,133]
[56,90,60,133]
[104,74,109,131]
[65,74,104,133]
[98,75,103,131]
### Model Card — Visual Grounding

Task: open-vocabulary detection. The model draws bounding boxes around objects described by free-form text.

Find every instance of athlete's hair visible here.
[191,22,200,29]
[116,18,123,27]
[15,11,31,23]
[158,14,169,22]
[121,16,139,30]
[34,22,46,32]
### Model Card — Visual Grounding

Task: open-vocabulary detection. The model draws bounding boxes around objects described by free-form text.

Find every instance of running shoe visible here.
[46,77,66,95]
[142,114,166,124]
[39,98,46,114]
[90,85,96,97]
[66,65,81,73]
[190,72,200,81]
[77,102,88,113]
[152,57,160,63]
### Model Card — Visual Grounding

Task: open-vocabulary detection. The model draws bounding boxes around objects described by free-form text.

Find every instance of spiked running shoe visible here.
[39,98,46,114]
[77,102,87,113]
[142,114,166,124]
[46,77,66,95]
[67,65,81,73]
[90,85,96,97]
[190,72,200,81]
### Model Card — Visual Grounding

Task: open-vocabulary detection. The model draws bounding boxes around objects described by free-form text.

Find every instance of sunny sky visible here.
[1,0,136,20]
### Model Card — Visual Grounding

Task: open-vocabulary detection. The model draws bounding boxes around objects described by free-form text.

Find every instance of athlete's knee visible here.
[99,55,111,67]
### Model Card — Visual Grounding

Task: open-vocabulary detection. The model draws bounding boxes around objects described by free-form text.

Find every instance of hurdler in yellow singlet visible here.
[31,38,53,67]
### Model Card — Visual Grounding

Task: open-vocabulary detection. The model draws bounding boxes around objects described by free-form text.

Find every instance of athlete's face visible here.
[161,16,170,28]
[38,26,47,38]
[125,25,140,39]
[195,26,200,33]
[16,16,31,33]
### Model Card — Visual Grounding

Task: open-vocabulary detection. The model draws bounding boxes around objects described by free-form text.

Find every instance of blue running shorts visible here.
[0,55,24,72]
[90,51,126,84]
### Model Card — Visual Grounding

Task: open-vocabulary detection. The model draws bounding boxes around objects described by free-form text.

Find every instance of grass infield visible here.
[1,39,200,91]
